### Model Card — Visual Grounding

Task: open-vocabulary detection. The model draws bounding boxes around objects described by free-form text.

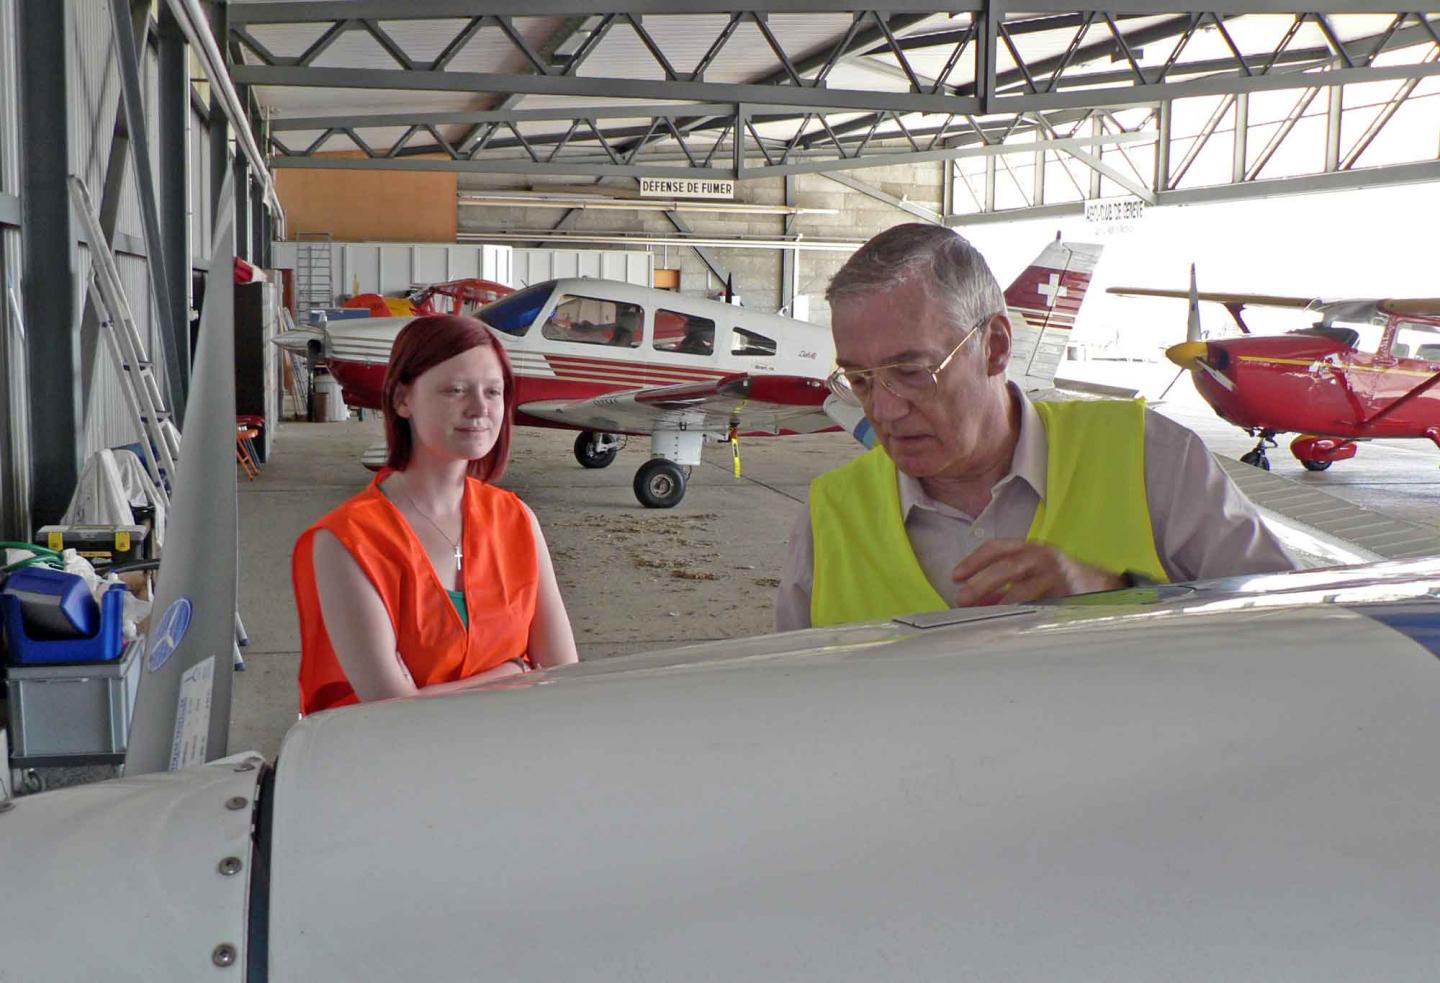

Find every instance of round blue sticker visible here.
[147,597,193,672]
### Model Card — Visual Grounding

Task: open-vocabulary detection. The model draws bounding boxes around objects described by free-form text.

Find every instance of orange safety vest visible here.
[292,470,538,715]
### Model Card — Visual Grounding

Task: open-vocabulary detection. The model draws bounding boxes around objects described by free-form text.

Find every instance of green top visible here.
[447,589,469,629]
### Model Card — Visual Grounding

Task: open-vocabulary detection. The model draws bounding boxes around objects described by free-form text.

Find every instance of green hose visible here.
[0,540,64,573]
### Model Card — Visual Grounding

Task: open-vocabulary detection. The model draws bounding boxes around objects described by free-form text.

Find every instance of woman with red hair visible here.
[292,314,578,715]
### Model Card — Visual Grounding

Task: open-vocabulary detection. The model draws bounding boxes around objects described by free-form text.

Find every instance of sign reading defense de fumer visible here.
[639,177,735,200]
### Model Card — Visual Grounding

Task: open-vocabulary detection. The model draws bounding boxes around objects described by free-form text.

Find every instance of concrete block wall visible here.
[456,160,944,327]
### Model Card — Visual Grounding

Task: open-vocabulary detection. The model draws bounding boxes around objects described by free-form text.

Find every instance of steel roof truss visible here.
[431,17,485,71]
[692,14,745,81]
[748,12,807,87]
[1100,13,1147,83]
[1167,93,1235,189]
[342,127,378,158]
[623,14,682,80]
[1313,13,1356,69]
[385,124,419,158]
[1203,11,1251,76]
[561,15,618,76]
[422,124,458,159]
[868,10,925,92]
[547,120,581,163]
[701,118,734,167]
[495,16,553,75]
[297,19,351,68]
[745,117,778,166]
[1340,42,1439,171]
[358,18,415,70]
[813,13,867,85]
[232,26,279,65]
[662,117,701,167]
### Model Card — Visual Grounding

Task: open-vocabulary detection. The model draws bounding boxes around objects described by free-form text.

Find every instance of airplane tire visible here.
[1239,450,1271,471]
[574,431,619,469]
[1301,459,1332,472]
[634,459,686,509]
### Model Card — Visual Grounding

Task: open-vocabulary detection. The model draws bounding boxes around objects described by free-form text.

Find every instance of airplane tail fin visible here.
[1003,238,1103,392]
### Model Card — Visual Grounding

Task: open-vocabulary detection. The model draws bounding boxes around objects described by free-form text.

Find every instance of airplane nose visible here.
[1166,340,1208,367]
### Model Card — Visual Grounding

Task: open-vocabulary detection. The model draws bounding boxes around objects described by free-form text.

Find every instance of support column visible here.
[158,4,192,393]
[17,0,79,525]
[234,156,251,262]
[780,175,797,316]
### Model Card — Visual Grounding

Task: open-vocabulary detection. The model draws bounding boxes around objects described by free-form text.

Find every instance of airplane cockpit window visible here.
[1394,323,1440,361]
[731,326,777,357]
[653,310,715,356]
[542,295,643,349]
[478,282,553,337]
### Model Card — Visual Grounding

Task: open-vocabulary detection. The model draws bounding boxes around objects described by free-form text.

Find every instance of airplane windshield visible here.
[479,282,553,337]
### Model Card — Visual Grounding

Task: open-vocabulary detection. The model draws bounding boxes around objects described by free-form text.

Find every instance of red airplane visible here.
[341,277,515,319]
[1111,273,1440,471]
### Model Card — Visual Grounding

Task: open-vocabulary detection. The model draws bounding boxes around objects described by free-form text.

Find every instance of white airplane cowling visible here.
[5,562,1440,980]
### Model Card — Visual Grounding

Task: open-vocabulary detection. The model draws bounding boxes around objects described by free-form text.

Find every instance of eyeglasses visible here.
[826,312,997,407]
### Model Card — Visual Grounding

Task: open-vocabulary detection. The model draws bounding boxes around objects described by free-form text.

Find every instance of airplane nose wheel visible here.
[634,459,687,509]
[574,431,622,469]
[1240,432,1277,471]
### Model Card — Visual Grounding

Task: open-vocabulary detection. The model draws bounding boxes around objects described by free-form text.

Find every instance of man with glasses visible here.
[776,224,1295,630]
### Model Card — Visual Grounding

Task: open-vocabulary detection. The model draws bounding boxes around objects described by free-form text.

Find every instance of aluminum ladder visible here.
[68,177,248,670]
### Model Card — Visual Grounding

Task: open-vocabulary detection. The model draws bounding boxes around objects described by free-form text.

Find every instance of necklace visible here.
[395,485,463,572]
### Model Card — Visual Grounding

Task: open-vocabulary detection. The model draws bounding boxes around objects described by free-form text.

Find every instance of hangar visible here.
[2,3,1440,979]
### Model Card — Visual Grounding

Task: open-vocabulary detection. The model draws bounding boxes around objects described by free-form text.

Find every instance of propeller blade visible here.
[1195,358,1236,392]
[1187,263,1202,344]
[1155,366,1187,403]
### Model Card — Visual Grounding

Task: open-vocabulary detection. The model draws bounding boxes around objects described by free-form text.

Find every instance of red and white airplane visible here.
[277,238,1102,507]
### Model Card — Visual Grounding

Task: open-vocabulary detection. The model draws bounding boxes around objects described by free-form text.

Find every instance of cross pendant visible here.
[453,544,463,572]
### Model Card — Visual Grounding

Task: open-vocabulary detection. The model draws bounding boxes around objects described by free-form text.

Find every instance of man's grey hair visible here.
[826,223,1005,333]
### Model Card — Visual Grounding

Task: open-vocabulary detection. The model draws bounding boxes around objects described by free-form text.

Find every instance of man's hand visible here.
[951,539,1126,606]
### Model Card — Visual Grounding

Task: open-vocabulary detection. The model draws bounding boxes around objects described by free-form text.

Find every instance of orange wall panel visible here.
[276,160,456,242]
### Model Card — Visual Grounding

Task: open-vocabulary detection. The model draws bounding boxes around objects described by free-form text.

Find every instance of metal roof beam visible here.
[231,2,1427,22]
[231,64,983,114]
[271,103,740,131]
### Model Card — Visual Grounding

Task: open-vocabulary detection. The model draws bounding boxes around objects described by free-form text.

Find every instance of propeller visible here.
[1157,264,1234,399]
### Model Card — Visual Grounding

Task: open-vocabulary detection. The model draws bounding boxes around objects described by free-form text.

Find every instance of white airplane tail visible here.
[1002,238,1103,392]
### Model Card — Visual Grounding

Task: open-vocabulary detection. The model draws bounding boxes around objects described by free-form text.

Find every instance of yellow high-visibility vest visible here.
[809,399,1168,627]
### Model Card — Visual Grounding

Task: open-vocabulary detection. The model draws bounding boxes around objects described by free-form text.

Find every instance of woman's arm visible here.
[522,504,580,668]
[312,531,531,701]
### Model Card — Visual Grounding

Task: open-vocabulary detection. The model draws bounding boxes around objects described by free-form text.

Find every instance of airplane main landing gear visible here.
[1240,431,1278,471]
[574,431,622,469]
[634,459,687,509]
[632,427,704,508]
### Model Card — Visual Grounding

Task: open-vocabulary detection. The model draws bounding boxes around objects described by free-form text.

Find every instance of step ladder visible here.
[295,231,334,313]
[68,177,247,671]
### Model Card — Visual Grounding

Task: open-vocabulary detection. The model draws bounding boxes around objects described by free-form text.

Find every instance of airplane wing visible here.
[1107,286,1316,308]
[517,373,837,437]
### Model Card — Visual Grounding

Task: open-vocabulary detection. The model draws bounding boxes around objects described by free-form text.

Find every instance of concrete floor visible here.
[229,418,861,760]
[229,378,1440,762]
